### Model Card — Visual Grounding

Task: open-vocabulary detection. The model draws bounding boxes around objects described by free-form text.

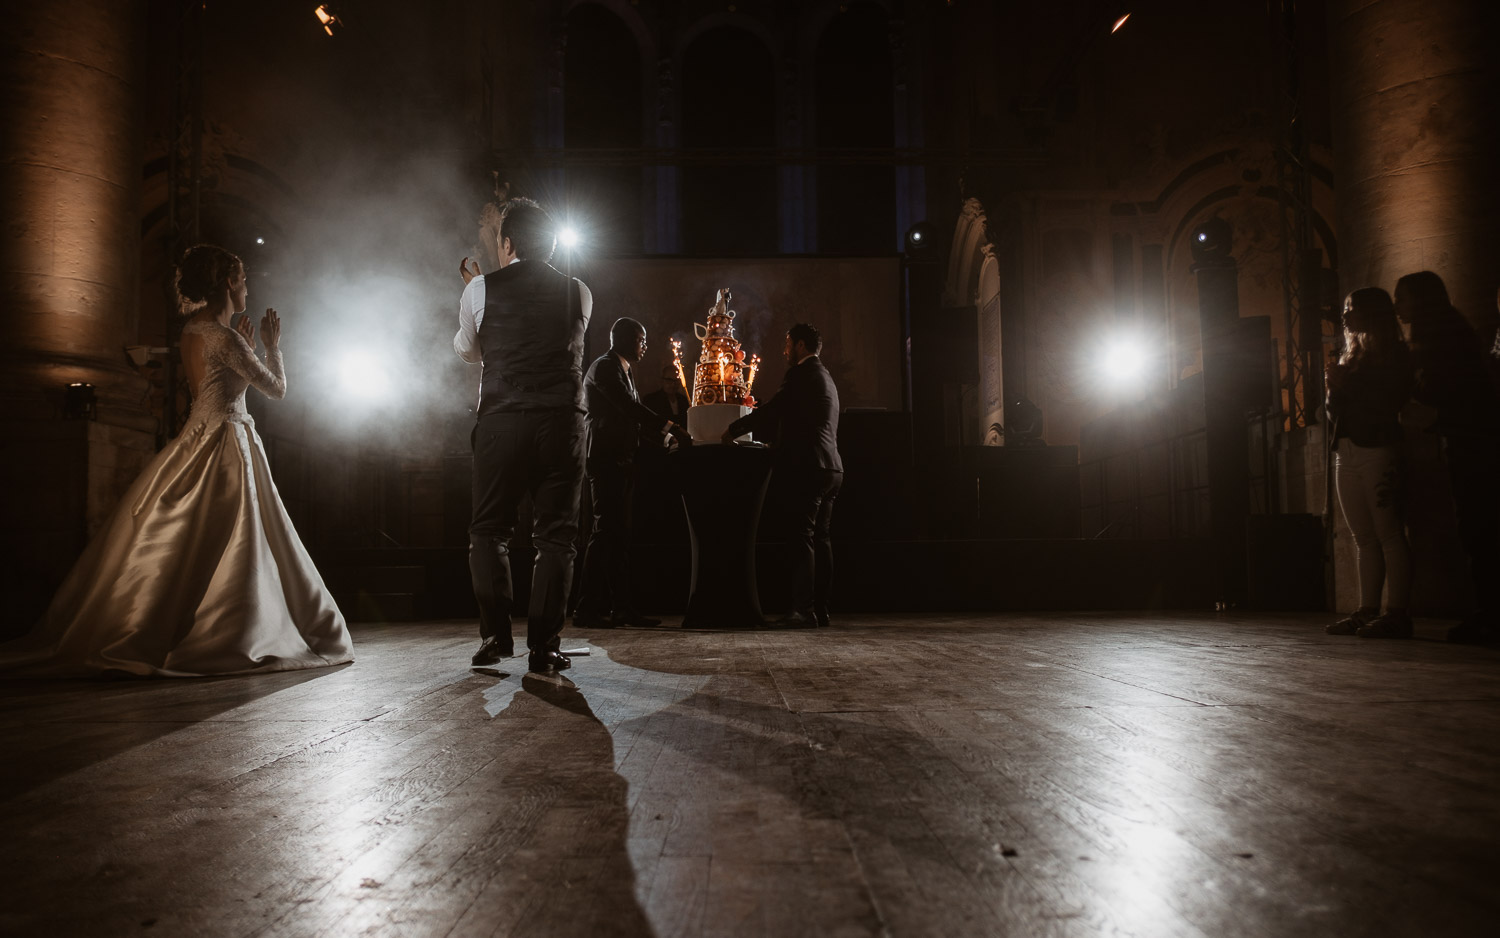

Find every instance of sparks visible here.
[671,338,688,393]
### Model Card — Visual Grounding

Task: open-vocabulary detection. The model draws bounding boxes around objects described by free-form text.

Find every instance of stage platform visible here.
[2,614,1497,936]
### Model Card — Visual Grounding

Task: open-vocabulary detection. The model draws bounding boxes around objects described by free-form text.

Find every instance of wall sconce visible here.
[64,383,97,420]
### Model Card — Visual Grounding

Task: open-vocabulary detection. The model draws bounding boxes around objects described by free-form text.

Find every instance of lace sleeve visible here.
[225,330,287,400]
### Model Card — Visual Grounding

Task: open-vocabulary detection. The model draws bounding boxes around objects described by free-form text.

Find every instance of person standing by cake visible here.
[722,323,843,628]
[576,318,690,628]
[644,362,690,424]
[454,198,590,673]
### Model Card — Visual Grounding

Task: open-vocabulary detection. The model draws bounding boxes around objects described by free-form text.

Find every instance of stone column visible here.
[0,0,153,634]
[1326,0,1500,322]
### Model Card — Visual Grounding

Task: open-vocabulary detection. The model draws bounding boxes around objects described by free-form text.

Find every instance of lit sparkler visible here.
[671,338,688,393]
[746,354,761,396]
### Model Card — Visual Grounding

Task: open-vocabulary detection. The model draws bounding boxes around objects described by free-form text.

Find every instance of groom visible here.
[454,198,590,673]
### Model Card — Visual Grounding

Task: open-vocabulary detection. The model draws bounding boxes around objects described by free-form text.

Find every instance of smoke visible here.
[263,158,481,458]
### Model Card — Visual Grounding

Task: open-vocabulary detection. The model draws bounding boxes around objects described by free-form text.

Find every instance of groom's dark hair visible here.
[498,198,556,262]
[787,322,822,354]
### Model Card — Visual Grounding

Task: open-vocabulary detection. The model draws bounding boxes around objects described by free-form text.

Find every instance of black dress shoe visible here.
[613,613,661,628]
[772,611,818,629]
[527,650,573,673]
[471,637,512,666]
[572,612,615,629]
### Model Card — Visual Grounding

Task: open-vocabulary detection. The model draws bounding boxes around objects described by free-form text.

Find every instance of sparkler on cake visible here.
[678,288,759,443]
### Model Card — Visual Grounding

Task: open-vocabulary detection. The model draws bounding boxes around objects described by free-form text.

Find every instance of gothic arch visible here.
[945,197,992,308]
[563,0,655,141]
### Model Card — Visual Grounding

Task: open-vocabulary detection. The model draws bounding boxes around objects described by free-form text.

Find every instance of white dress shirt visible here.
[453,260,596,364]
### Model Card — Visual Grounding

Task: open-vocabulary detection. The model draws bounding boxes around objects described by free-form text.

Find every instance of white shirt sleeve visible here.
[576,278,593,327]
[454,275,484,364]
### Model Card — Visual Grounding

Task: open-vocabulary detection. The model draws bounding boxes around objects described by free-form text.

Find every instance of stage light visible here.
[1091,328,1159,397]
[905,221,935,256]
[558,226,580,249]
[255,237,265,245]
[1190,216,1233,267]
[336,351,391,403]
[1111,12,1131,33]
[1100,334,1149,387]
[314,4,342,37]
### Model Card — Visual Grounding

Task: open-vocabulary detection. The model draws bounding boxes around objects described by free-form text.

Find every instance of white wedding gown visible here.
[1,320,354,677]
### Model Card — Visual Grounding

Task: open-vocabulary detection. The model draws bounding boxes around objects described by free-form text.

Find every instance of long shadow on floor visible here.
[0,667,343,801]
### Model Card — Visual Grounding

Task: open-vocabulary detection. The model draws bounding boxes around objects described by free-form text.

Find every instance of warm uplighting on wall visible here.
[314,5,342,37]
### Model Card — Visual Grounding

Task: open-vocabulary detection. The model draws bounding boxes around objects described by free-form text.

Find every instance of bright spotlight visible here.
[558,226,580,249]
[905,221,935,255]
[337,351,391,403]
[1097,331,1153,392]
[255,237,265,245]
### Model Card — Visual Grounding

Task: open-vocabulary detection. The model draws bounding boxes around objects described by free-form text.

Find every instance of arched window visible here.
[680,26,777,256]
[564,3,643,253]
[815,3,895,254]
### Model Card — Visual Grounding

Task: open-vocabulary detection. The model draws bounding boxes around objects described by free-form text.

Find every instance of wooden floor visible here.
[2,613,1498,938]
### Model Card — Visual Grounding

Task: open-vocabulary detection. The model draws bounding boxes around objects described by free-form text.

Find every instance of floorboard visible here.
[2,612,1498,937]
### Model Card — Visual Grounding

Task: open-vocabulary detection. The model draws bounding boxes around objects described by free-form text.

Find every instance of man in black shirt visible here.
[576,318,689,628]
[724,323,843,628]
[454,199,588,673]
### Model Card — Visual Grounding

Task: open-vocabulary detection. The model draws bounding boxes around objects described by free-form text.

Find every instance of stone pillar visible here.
[1326,0,1500,323]
[0,0,154,634]
[1326,0,1500,616]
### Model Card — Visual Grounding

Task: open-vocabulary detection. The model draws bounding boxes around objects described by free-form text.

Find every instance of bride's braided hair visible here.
[174,244,243,315]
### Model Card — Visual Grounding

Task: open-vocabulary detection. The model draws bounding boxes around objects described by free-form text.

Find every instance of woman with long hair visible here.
[0,245,353,677]
[1325,287,1414,638]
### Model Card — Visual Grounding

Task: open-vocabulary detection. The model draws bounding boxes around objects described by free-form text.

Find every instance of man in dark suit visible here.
[576,318,691,628]
[454,198,588,673]
[723,323,843,628]
[642,363,690,424]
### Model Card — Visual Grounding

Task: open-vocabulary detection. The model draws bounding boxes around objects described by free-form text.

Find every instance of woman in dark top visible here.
[1395,271,1500,643]
[1325,287,1414,638]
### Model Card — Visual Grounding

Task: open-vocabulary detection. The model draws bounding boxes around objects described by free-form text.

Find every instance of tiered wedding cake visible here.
[678,288,760,443]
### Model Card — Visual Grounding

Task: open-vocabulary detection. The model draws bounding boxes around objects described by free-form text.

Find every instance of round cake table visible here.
[671,443,772,629]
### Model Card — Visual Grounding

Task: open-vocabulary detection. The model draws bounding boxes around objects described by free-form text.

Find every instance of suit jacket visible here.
[642,387,689,422]
[584,353,668,467]
[726,355,843,472]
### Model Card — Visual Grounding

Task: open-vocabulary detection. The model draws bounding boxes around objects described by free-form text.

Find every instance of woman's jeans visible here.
[1335,439,1410,611]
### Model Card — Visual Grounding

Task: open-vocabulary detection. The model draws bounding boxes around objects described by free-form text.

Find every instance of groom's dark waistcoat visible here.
[477,260,587,416]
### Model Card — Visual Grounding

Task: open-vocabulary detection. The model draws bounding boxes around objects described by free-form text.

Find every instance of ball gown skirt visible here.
[0,321,353,677]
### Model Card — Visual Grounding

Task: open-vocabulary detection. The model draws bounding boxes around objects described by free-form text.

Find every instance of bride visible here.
[0,245,354,677]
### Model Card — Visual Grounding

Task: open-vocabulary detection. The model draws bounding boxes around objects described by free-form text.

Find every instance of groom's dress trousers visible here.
[462,260,591,654]
[577,353,670,619]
